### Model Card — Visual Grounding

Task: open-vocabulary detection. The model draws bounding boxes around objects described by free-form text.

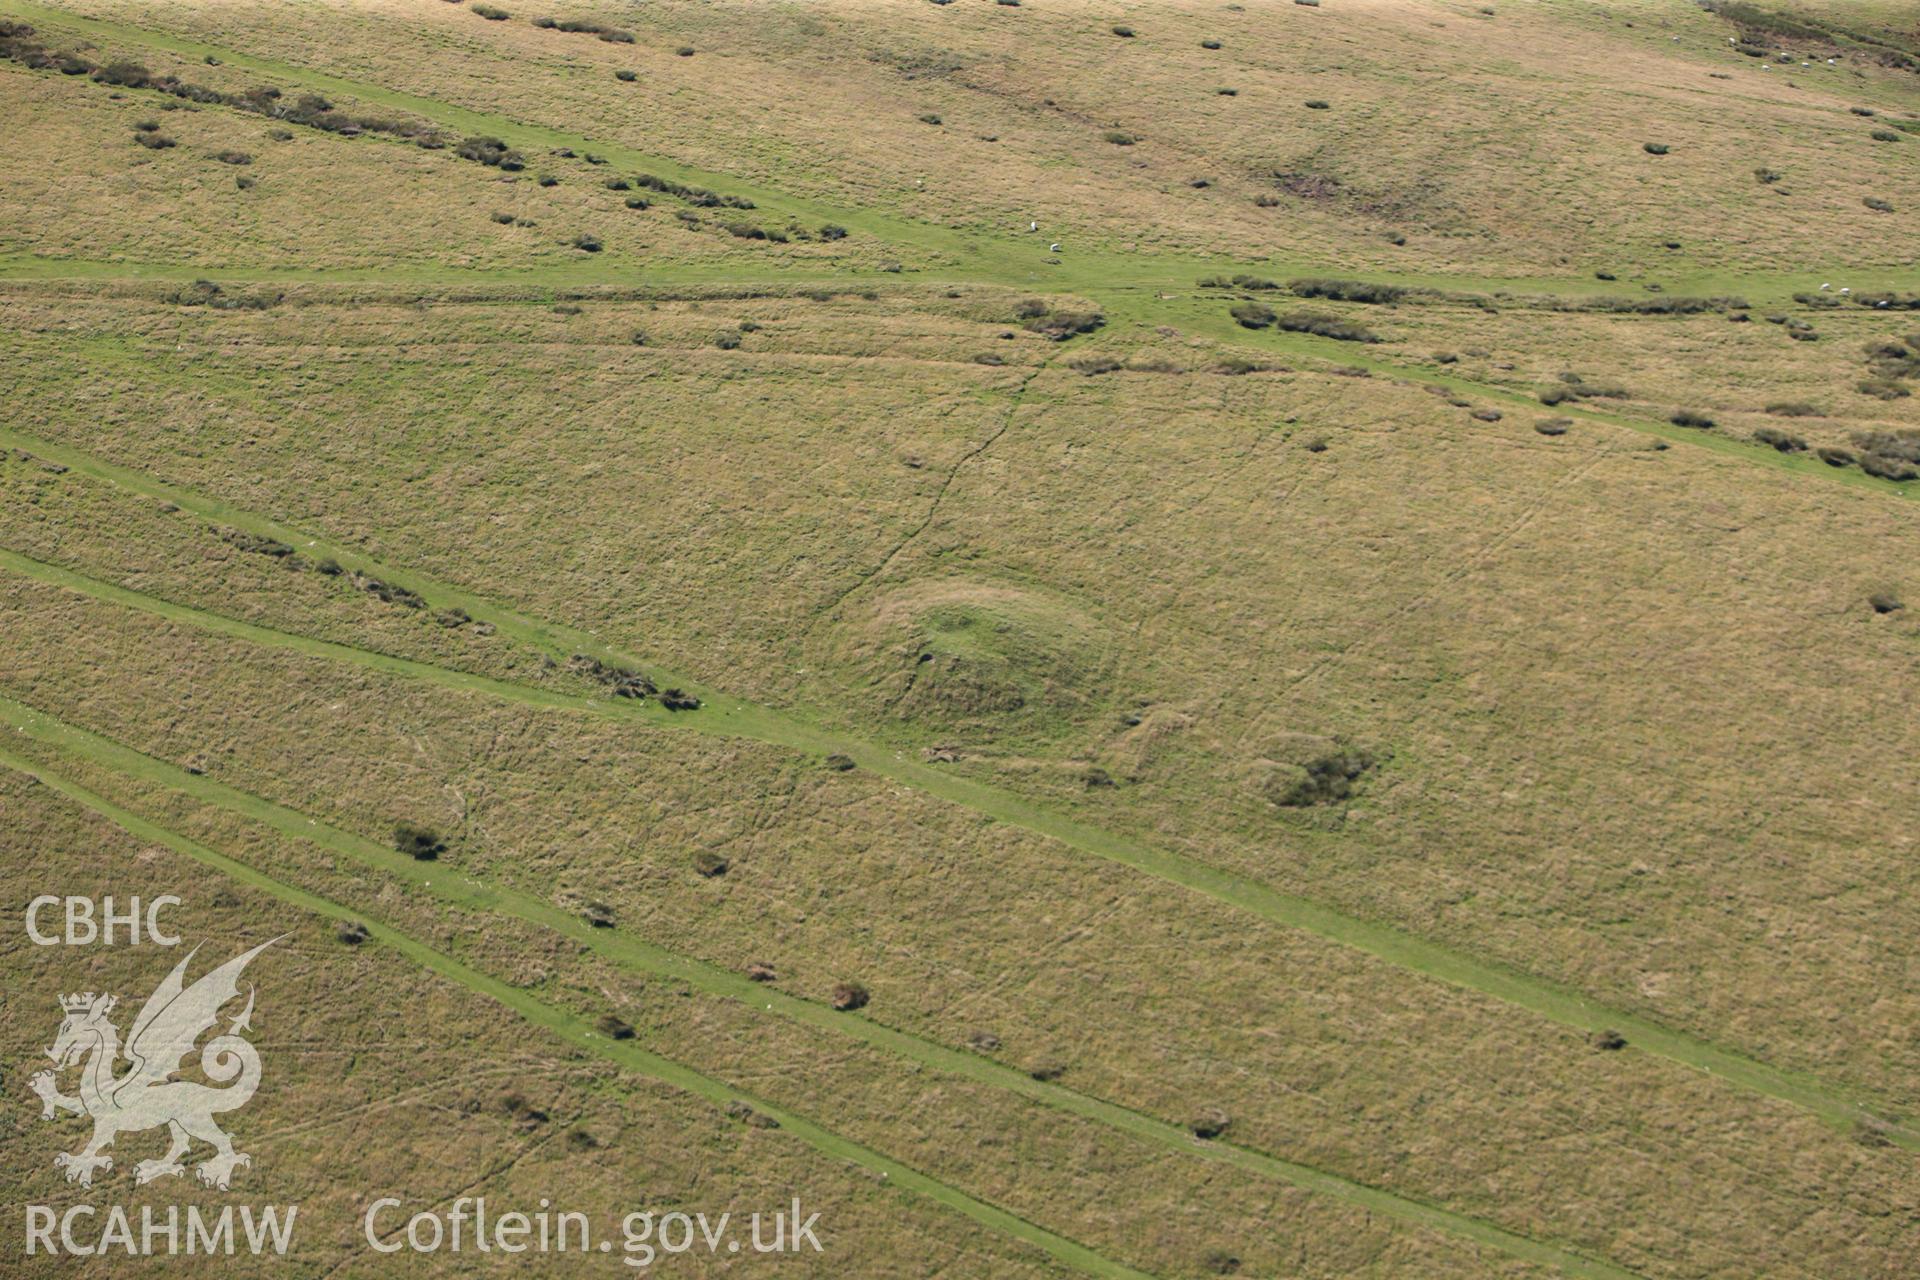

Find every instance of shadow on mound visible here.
[831,579,1116,744]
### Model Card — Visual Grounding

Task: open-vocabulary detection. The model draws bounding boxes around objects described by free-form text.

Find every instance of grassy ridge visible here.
[0,744,1158,1280]
[0,691,1648,1280]
[1,538,1910,1154]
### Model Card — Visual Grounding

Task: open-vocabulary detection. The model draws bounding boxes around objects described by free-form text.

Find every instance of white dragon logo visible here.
[28,939,276,1190]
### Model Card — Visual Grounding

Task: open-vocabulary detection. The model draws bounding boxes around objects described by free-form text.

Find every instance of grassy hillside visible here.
[1,3,1916,1278]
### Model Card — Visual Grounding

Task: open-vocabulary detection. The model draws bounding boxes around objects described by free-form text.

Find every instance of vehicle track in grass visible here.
[0,745,1159,1280]
[1,535,1912,1155]
[0,692,1650,1280]
[0,248,1906,499]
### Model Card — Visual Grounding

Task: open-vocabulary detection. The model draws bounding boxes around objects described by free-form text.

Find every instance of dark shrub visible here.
[659,688,702,710]
[1864,197,1894,213]
[472,4,510,19]
[335,921,370,945]
[676,46,695,56]
[595,1014,634,1040]
[830,981,870,1012]
[95,60,151,87]
[918,112,942,125]
[1111,25,1134,37]
[722,1099,779,1129]
[1217,86,1237,95]
[1025,309,1105,341]
[1753,167,1780,183]
[214,150,252,165]
[491,211,514,224]
[1201,38,1221,49]
[1669,409,1715,428]
[1276,311,1379,342]
[624,196,650,209]
[1304,99,1329,110]
[581,901,616,928]
[746,961,777,981]
[1230,301,1276,329]
[1590,1029,1627,1051]
[1289,278,1405,304]
[394,823,446,860]
[1272,749,1374,806]
[1816,447,1855,468]
[1860,453,1918,480]
[713,331,741,349]
[358,573,424,609]
[693,852,728,878]
[1752,426,1806,452]
[1214,357,1275,375]
[135,133,176,149]
[1643,142,1669,155]
[819,223,848,240]
[1764,401,1821,416]
[456,135,525,168]
[1102,130,1136,145]
[632,172,754,209]
[1872,129,1900,142]
[1189,1108,1231,1139]
[1855,430,1920,464]
[1850,106,1877,117]
[1535,418,1571,436]
[1581,295,1743,316]
[571,233,602,252]
[1470,408,1502,422]
[825,753,856,771]
[615,68,636,81]
[1071,356,1123,375]
[1858,378,1911,400]
[1868,593,1904,614]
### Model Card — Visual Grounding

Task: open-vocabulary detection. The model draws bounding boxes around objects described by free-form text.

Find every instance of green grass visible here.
[0,690,1649,1280]
[0,743,1157,1280]
[1,538,1910,1153]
